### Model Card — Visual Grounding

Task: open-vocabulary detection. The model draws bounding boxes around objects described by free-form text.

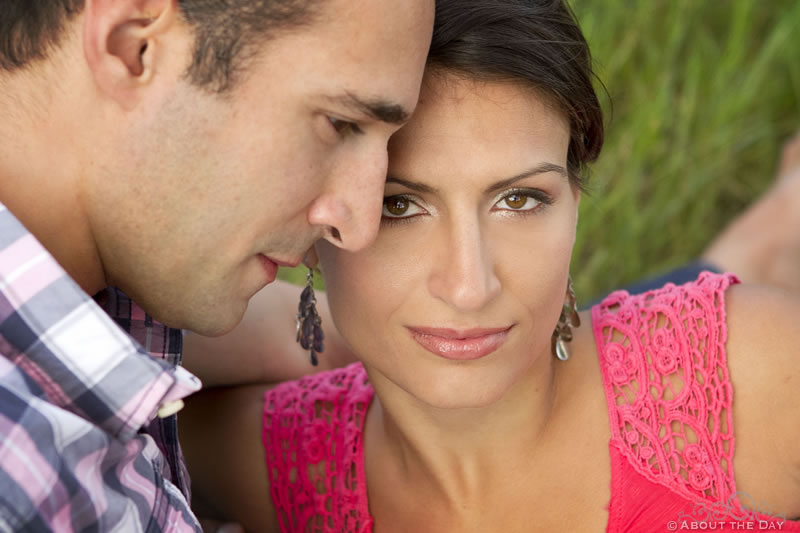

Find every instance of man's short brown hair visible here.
[1,0,320,92]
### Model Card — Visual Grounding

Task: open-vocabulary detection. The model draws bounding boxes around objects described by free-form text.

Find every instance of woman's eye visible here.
[385,196,409,216]
[498,193,539,211]
[382,195,425,219]
[503,193,530,209]
[493,190,549,212]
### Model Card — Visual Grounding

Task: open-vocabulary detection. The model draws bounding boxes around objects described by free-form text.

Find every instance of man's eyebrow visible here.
[326,92,411,125]
[484,163,568,194]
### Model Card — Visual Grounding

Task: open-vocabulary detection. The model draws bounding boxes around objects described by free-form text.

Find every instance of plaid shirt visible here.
[0,204,203,532]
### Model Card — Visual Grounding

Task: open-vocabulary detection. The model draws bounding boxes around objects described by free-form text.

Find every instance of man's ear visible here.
[83,0,185,110]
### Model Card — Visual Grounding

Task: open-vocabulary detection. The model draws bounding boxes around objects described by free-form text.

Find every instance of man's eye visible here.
[328,117,362,136]
[382,195,425,219]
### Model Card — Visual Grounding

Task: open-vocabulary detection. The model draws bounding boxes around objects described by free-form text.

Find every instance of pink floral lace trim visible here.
[264,272,758,531]
[263,363,374,533]
[593,271,740,505]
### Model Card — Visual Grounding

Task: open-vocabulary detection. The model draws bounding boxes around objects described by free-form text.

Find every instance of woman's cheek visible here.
[321,236,427,349]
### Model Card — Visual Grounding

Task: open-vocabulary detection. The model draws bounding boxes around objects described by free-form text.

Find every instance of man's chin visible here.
[184,306,246,337]
[152,297,247,337]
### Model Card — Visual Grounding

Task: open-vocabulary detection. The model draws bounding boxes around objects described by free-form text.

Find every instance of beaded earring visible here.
[551,276,580,361]
[296,268,324,366]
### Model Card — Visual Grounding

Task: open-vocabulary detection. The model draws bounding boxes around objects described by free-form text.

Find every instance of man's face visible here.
[87,0,434,335]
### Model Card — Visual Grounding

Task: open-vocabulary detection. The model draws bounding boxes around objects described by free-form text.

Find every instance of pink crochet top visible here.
[262,273,800,532]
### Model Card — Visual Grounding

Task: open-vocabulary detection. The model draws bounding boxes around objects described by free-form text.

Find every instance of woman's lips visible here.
[406,326,512,361]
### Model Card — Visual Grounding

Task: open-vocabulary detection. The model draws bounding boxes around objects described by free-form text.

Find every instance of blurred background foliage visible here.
[281,0,800,301]
[571,0,800,300]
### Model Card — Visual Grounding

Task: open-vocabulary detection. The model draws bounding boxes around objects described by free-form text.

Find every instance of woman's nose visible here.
[427,220,501,312]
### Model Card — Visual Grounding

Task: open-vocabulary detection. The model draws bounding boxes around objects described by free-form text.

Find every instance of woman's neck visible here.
[364,348,567,505]
[362,315,611,531]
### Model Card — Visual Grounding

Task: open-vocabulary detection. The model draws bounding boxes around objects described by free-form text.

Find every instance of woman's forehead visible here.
[387,76,570,187]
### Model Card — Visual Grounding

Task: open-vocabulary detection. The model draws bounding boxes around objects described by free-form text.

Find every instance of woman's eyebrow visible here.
[385,177,437,194]
[484,163,567,194]
[385,163,567,195]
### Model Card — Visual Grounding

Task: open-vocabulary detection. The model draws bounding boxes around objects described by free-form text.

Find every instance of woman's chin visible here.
[380,370,519,411]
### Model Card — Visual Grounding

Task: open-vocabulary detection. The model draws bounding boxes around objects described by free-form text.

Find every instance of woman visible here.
[181,1,800,531]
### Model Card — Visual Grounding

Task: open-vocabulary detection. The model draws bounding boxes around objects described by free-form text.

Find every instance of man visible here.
[0,0,433,530]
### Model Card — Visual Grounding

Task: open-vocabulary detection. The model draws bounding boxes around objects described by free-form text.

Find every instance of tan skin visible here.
[703,132,800,293]
[1,1,430,530]
[182,280,353,387]
[182,291,800,531]
[0,0,433,336]
[181,78,800,531]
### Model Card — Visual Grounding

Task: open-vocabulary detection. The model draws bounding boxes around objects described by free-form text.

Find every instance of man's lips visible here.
[262,255,302,268]
[406,326,513,361]
[257,254,303,285]
[257,254,279,284]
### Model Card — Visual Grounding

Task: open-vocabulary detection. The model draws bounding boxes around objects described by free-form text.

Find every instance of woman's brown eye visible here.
[385,196,409,216]
[504,193,527,209]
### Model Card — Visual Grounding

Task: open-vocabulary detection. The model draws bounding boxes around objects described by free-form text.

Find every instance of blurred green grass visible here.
[282,0,800,300]
[572,0,800,299]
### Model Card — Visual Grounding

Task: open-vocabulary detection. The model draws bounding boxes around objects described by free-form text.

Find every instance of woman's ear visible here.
[82,0,187,110]
[571,180,582,204]
[571,181,581,221]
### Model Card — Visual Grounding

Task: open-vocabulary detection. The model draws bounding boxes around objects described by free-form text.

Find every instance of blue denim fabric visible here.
[588,260,722,308]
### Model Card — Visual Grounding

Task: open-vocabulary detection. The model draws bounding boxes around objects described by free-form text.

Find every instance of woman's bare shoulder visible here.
[724,283,800,517]
[181,383,280,533]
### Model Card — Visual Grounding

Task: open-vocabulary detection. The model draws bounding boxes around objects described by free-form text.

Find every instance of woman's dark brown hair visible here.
[428,0,605,184]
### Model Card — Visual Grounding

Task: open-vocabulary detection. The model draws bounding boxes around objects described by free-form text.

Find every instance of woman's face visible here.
[316,75,579,408]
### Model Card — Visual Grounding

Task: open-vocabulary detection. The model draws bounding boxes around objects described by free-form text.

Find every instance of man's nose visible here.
[307,148,388,252]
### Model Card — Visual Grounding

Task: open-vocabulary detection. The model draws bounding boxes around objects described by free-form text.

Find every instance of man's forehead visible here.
[258,0,432,120]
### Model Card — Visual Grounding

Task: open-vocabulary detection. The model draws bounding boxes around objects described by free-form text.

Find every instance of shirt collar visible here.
[0,204,200,441]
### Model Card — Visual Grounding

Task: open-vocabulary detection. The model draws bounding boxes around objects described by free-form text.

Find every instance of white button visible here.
[157,399,184,418]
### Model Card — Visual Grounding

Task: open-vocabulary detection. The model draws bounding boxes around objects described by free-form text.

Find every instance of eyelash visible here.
[492,188,554,214]
[381,195,427,226]
[328,117,363,137]
[381,214,418,227]
[380,188,554,227]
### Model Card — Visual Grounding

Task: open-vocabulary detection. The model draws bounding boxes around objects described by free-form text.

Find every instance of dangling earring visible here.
[296,268,325,366]
[551,276,580,361]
